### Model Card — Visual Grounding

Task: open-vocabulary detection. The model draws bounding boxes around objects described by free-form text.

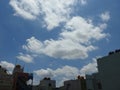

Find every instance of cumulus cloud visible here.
[9,0,91,30]
[9,0,40,20]
[17,53,34,63]
[39,0,76,30]
[100,11,110,22]
[9,0,109,86]
[61,16,107,42]
[22,37,94,60]
[34,65,79,78]
[9,0,78,30]
[34,60,98,86]
[80,0,87,5]
[34,65,80,86]
[22,37,43,54]
[22,16,108,60]
[10,0,109,60]
[0,61,15,74]
[80,58,98,76]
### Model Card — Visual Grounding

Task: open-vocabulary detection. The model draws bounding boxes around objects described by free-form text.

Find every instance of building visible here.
[12,65,33,90]
[38,77,56,90]
[86,73,102,90]
[86,74,94,90]
[55,86,65,90]
[63,76,86,90]
[64,80,81,90]
[0,66,13,90]
[0,64,33,90]
[32,85,40,90]
[97,49,120,90]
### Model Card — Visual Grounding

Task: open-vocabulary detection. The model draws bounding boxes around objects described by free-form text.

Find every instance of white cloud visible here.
[39,0,76,30]
[34,61,98,86]
[61,16,107,42]
[22,16,108,60]
[0,61,15,74]
[80,58,98,76]
[22,37,43,54]
[54,66,79,77]
[23,37,95,60]
[9,0,109,86]
[9,0,90,30]
[17,53,34,63]
[34,65,80,86]
[9,0,78,30]
[100,11,110,22]
[34,68,54,78]
[43,39,96,59]
[9,0,40,20]
[10,1,109,60]
[80,0,87,5]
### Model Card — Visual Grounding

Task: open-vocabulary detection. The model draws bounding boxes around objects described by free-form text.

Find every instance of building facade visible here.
[86,73,102,90]
[38,77,56,90]
[97,50,120,90]
[63,76,86,90]
[0,66,13,90]
[12,65,33,90]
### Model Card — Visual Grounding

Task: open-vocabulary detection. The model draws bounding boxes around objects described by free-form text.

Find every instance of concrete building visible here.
[32,85,40,90]
[0,66,13,90]
[63,76,86,90]
[64,80,81,90]
[97,49,120,90]
[55,86,65,90]
[12,65,33,90]
[86,73,102,90]
[38,77,56,90]
[86,74,94,90]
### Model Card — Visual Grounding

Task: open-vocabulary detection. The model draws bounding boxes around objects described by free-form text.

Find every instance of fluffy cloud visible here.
[9,0,40,20]
[9,0,78,30]
[61,16,107,42]
[34,59,98,86]
[17,53,34,63]
[0,61,15,74]
[100,11,110,22]
[80,57,99,77]
[22,16,108,60]
[9,0,90,30]
[39,0,76,30]
[80,58,98,76]
[22,37,95,60]
[34,65,80,86]
[34,66,79,78]
[10,0,109,60]
[80,0,87,5]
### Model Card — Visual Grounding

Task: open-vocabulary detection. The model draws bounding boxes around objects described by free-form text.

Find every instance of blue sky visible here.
[0,0,120,86]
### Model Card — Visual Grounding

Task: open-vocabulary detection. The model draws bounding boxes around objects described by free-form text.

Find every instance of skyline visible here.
[0,0,120,86]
